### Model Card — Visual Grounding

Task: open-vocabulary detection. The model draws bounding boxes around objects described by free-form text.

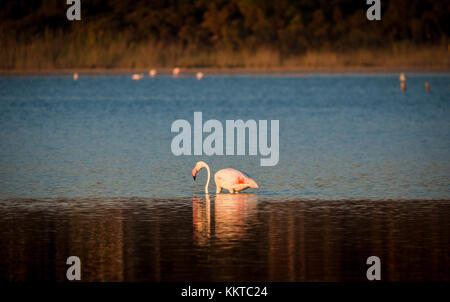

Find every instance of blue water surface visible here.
[0,73,449,199]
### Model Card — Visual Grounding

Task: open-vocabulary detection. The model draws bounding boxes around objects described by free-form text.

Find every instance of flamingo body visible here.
[214,168,258,193]
[192,161,258,194]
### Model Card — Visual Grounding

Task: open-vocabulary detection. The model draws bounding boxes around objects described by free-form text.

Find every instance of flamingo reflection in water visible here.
[192,194,258,247]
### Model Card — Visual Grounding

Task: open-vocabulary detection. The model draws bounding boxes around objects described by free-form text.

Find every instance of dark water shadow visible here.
[0,197,449,281]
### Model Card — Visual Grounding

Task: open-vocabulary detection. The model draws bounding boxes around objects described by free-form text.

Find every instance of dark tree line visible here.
[1,0,448,53]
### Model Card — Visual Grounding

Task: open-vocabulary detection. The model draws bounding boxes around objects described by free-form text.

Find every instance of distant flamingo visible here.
[73,73,79,81]
[196,72,204,80]
[192,161,259,194]
[132,73,144,80]
[149,69,157,77]
[399,73,406,92]
[173,67,180,77]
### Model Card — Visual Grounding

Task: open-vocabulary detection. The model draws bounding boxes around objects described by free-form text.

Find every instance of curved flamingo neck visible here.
[203,163,211,194]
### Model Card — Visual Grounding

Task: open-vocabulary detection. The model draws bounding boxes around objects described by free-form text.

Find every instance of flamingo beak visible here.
[192,168,197,181]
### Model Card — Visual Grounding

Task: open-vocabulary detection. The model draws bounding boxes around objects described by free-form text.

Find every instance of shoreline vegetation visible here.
[1,45,449,73]
[1,0,449,73]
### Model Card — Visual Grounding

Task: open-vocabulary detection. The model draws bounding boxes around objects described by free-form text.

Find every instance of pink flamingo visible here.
[192,161,259,194]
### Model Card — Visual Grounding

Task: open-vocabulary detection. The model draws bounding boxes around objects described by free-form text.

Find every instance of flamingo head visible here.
[192,161,207,180]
